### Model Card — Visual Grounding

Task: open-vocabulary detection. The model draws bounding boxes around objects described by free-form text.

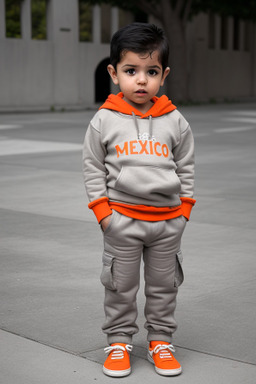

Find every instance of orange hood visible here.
[99,92,176,118]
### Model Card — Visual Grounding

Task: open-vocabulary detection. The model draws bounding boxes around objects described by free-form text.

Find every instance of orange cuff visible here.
[180,197,196,221]
[88,197,112,223]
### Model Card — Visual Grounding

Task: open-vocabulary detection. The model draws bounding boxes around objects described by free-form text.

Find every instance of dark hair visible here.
[110,22,169,71]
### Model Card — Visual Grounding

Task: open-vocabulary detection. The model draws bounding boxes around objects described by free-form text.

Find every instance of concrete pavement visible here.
[1,103,256,383]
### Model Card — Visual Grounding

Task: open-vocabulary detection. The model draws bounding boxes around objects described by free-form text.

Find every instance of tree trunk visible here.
[160,3,189,102]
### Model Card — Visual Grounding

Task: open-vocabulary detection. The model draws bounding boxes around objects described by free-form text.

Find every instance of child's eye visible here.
[148,69,158,76]
[126,68,136,75]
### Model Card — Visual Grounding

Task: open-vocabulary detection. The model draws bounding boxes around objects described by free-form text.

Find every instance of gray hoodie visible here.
[83,93,195,217]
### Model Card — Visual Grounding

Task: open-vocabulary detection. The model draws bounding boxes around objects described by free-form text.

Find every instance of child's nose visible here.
[137,72,147,84]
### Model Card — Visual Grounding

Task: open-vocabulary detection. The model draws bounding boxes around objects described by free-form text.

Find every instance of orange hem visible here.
[109,202,182,221]
[180,197,196,220]
[88,197,112,223]
[88,197,196,223]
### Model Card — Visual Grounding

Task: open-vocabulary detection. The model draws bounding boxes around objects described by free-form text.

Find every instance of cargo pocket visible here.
[174,250,184,287]
[100,252,117,290]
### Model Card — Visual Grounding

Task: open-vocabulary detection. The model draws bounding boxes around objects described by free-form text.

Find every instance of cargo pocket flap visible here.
[174,250,184,287]
[100,252,117,291]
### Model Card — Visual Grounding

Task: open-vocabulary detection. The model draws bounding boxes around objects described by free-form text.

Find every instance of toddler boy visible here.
[83,22,196,377]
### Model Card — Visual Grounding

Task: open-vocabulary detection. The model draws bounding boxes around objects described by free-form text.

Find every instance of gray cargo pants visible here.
[100,210,186,345]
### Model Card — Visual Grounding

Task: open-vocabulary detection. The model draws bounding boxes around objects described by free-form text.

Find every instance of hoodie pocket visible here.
[115,165,181,201]
[100,252,117,290]
[174,250,184,287]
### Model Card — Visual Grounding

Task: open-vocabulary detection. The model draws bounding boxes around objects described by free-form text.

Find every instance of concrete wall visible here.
[188,14,256,101]
[207,51,251,99]
[0,0,255,111]
[79,43,110,105]
[47,0,80,106]
[0,0,111,110]
[0,38,53,107]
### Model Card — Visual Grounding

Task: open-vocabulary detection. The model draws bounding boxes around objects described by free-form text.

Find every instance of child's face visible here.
[108,50,170,114]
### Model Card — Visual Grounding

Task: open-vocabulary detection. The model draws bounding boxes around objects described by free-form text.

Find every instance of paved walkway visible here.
[1,103,256,383]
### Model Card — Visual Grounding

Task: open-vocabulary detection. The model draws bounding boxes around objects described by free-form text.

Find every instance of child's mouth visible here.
[136,89,147,94]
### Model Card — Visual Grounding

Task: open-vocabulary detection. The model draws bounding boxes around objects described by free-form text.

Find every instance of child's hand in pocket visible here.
[100,214,112,232]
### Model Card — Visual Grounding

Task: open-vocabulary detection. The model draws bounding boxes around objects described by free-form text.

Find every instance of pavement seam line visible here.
[0,207,94,224]
[0,328,88,360]
[175,345,256,367]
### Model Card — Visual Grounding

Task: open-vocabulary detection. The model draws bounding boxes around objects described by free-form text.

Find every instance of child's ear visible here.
[160,67,170,86]
[107,65,119,85]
